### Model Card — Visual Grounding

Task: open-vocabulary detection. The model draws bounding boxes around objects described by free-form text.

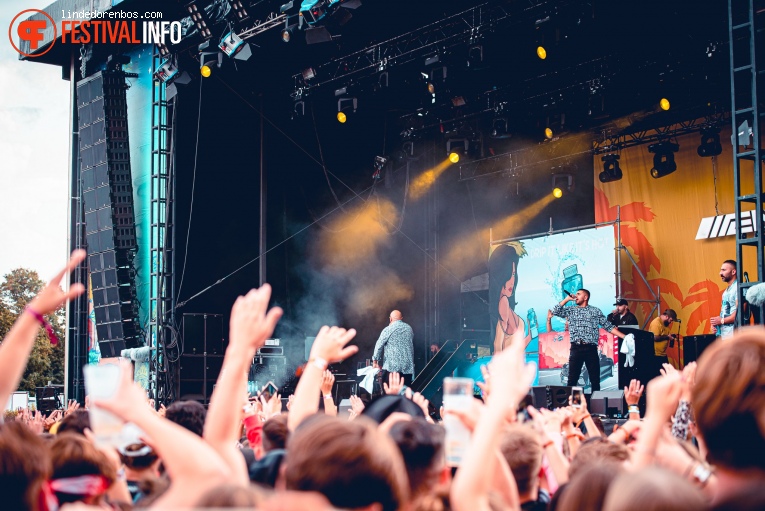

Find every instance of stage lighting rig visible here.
[446,138,469,161]
[219,31,252,60]
[199,40,223,77]
[298,0,361,44]
[599,154,622,183]
[552,174,573,198]
[491,117,511,139]
[648,141,679,178]
[697,128,722,157]
[226,0,249,22]
[337,96,357,122]
[372,156,387,180]
[185,1,212,39]
[155,60,179,83]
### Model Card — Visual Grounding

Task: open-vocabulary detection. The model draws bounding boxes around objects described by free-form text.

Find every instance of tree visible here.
[0,268,66,392]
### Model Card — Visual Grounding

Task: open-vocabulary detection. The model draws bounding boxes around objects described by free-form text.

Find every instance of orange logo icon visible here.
[9,9,57,57]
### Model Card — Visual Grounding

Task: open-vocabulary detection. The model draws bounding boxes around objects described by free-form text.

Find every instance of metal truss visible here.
[291,0,582,96]
[239,12,286,41]
[592,111,729,155]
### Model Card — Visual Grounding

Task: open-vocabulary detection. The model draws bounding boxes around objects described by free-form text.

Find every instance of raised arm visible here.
[371,328,389,364]
[204,285,282,485]
[288,326,358,431]
[0,250,85,408]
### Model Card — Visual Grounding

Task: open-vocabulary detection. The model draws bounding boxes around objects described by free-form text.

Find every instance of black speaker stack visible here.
[178,314,224,404]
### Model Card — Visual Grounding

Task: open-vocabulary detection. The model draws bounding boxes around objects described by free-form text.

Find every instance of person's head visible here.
[489,243,522,313]
[164,400,207,437]
[388,419,446,499]
[568,437,630,476]
[389,310,403,323]
[56,409,90,436]
[499,424,543,499]
[50,433,116,506]
[661,309,677,327]
[263,414,289,452]
[720,260,737,283]
[119,442,160,475]
[603,467,708,511]
[692,327,765,472]
[286,415,409,511]
[574,288,590,306]
[195,483,266,508]
[0,421,52,511]
[614,298,629,315]
[557,463,624,511]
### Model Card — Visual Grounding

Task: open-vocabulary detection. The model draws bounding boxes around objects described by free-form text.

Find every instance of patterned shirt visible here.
[552,304,615,345]
[718,281,738,338]
[372,320,414,375]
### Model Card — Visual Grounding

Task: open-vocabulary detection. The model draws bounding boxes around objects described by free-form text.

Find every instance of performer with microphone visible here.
[648,309,678,374]
[372,310,414,390]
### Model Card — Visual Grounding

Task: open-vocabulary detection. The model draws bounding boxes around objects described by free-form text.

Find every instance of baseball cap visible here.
[614,298,628,306]
[663,309,678,321]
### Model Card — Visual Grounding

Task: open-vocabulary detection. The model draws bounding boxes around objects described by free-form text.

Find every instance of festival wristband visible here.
[25,306,59,345]
[309,357,328,371]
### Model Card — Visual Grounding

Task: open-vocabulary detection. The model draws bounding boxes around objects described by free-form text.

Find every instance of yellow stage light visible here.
[449,152,460,163]
[660,98,670,111]
[337,111,347,123]
[545,127,553,139]
[552,187,563,198]
[200,65,212,77]
[537,46,547,60]
[427,83,435,94]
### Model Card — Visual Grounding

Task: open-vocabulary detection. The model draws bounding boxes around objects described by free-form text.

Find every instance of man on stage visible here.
[552,289,627,392]
[607,298,638,327]
[372,310,414,387]
[710,259,738,338]
[648,309,678,373]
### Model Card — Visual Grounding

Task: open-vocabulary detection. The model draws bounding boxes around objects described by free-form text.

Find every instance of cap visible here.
[663,309,678,321]
[613,298,628,306]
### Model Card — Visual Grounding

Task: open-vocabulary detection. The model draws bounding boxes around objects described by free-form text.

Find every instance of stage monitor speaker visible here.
[35,386,64,413]
[590,390,625,417]
[178,353,223,404]
[98,339,126,358]
[683,335,717,366]
[529,386,572,409]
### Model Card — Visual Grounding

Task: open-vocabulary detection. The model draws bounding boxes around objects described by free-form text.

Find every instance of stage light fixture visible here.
[219,31,252,61]
[199,40,222,77]
[659,98,670,111]
[186,1,212,39]
[537,46,547,59]
[226,0,249,21]
[697,128,722,157]
[337,96,357,123]
[491,117,511,139]
[157,44,171,58]
[545,127,553,139]
[599,154,623,183]
[648,141,679,178]
[282,14,303,42]
[467,44,483,67]
[302,67,316,80]
[293,100,306,119]
[551,173,573,198]
[449,152,460,163]
[446,138,469,162]
[155,60,179,83]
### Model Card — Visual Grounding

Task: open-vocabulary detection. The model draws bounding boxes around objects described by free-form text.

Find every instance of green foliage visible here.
[0,268,66,392]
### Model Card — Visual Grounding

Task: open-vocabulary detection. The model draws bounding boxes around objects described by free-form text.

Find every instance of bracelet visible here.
[542,440,554,449]
[628,405,640,415]
[323,393,333,399]
[565,432,581,440]
[309,357,328,371]
[692,463,712,487]
[25,307,59,346]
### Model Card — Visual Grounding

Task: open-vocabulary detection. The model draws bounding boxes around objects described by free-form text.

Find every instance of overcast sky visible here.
[1,0,70,281]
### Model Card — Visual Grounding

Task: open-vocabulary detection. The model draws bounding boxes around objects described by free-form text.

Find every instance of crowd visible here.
[0,250,764,510]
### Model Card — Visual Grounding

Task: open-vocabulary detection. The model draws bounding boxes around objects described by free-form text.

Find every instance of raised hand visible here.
[660,363,678,377]
[320,370,335,396]
[286,394,294,411]
[28,249,87,316]
[65,399,80,416]
[645,371,684,420]
[310,326,358,364]
[228,285,283,354]
[487,339,536,409]
[624,379,644,406]
[349,395,365,418]
[260,392,282,419]
[476,364,491,401]
[384,372,404,395]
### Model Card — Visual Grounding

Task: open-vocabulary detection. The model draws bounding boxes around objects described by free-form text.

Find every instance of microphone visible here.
[566,291,575,298]
[674,319,682,323]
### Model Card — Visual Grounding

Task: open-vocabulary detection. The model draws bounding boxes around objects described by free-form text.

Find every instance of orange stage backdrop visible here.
[594,126,738,367]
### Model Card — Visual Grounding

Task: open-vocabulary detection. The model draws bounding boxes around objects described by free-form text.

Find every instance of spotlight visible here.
[446,138,469,161]
[302,67,316,80]
[648,141,679,178]
[544,127,553,139]
[697,128,722,157]
[200,64,212,77]
[337,96,357,123]
[659,98,670,111]
[491,117,511,139]
[226,0,249,22]
[552,173,573,197]
[282,14,302,42]
[199,40,222,77]
[599,154,623,183]
[467,44,483,67]
[372,155,387,180]
[293,100,305,119]
[427,82,435,94]
[537,46,547,59]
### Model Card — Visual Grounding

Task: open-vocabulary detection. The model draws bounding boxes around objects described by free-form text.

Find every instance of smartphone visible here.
[516,392,534,423]
[571,386,583,408]
[257,381,279,401]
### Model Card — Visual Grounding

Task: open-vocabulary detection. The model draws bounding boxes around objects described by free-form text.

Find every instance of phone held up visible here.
[571,386,583,408]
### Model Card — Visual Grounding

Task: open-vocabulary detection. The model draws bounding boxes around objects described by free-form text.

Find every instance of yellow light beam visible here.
[409,158,454,200]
